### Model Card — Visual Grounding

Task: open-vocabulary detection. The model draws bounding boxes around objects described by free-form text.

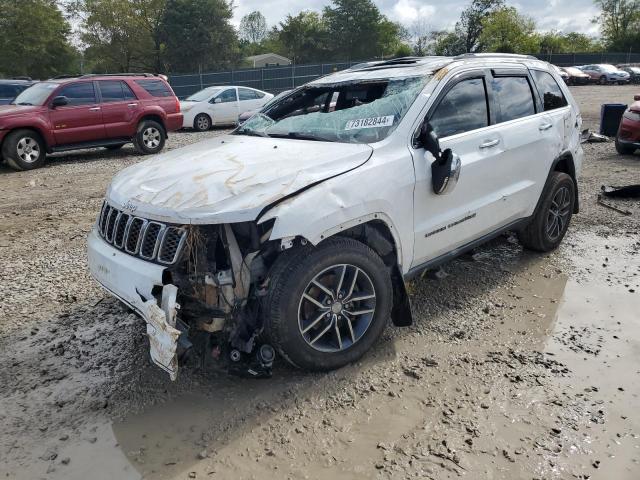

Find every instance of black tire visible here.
[615,137,636,155]
[133,120,165,154]
[518,172,575,252]
[105,143,126,150]
[599,75,607,85]
[1,129,46,171]
[193,113,211,132]
[263,237,392,371]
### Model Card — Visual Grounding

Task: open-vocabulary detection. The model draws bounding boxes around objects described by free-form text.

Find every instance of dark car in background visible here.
[619,66,640,84]
[0,73,182,171]
[0,78,36,105]
[562,67,590,85]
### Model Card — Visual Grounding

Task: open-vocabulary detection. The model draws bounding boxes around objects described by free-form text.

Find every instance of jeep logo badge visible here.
[122,200,138,213]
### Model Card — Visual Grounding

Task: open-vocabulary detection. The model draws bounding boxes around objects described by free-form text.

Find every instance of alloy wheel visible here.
[298,264,376,353]
[16,137,41,164]
[196,115,210,130]
[546,186,571,240]
[142,127,161,149]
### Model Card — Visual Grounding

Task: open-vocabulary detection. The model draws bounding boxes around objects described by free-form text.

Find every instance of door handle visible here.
[127,103,138,108]
[539,123,553,131]
[89,107,101,111]
[479,139,499,149]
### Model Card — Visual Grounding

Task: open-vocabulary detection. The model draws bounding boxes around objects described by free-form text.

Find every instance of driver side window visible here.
[215,89,237,103]
[429,77,489,138]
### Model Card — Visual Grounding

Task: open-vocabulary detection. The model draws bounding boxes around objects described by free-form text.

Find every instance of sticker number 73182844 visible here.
[344,115,395,130]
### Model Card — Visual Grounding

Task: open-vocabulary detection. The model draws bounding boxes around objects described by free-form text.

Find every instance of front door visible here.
[210,88,238,124]
[49,81,105,145]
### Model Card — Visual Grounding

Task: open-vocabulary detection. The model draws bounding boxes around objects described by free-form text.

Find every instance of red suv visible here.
[0,74,182,171]
[616,93,640,155]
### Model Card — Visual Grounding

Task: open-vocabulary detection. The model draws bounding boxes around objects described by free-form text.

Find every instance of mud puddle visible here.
[7,232,639,480]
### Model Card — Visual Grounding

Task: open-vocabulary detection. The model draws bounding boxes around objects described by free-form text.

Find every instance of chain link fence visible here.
[169,52,640,98]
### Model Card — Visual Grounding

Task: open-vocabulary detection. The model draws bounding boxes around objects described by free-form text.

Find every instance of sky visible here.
[231,0,601,36]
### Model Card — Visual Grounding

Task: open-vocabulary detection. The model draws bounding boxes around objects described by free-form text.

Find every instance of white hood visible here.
[107,135,373,224]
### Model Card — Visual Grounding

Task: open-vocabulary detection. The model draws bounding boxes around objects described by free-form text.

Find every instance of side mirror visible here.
[51,96,68,108]
[419,121,461,195]
[213,97,222,104]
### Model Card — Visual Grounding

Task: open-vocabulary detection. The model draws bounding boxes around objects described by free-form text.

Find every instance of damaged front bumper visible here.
[87,228,182,380]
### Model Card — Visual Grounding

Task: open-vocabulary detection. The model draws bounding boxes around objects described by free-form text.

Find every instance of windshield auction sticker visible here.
[345,115,394,130]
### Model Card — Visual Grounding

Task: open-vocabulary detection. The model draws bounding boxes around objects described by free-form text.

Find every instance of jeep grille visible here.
[97,202,187,265]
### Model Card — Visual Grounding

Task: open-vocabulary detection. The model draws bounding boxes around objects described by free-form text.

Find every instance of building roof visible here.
[246,53,291,63]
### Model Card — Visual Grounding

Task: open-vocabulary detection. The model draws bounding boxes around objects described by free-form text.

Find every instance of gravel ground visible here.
[0,85,639,480]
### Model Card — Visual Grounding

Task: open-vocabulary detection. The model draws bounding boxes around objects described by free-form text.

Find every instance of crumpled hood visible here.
[107,134,373,224]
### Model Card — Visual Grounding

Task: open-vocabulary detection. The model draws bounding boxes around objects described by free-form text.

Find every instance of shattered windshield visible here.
[234,76,429,144]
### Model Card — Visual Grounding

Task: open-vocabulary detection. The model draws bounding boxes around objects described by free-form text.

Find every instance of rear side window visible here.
[135,79,172,97]
[491,77,535,123]
[430,78,489,138]
[238,88,259,100]
[531,70,568,111]
[58,82,96,106]
[0,84,19,97]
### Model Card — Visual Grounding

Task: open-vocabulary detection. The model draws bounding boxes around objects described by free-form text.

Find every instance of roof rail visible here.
[10,76,32,81]
[50,73,158,80]
[455,53,537,60]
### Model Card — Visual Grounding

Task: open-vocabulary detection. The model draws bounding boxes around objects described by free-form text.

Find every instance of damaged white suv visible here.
[88,54,583,379]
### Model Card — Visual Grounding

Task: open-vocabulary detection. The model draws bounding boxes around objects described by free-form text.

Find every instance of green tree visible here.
[240,11,268,44]
[457,0,505,52]
[0,0,78,78]
[276,11,329,63]
[479,7,540,53]
[323,0,401,60]
[74,0,161,72]
[594,0,640,51]
[160,0,239,73]
[430,31,466,55]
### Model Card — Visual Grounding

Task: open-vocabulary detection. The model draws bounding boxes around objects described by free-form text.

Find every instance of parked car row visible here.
[552,64,640,85]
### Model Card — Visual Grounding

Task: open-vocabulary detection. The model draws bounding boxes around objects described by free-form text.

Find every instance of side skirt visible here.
[404,217,530,281]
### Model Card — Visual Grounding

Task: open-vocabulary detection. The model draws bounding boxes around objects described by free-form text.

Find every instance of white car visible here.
[88,54,583,379]
[180,86,273,131]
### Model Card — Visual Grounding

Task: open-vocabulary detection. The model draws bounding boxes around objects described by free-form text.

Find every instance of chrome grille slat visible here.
[96,201,186,264]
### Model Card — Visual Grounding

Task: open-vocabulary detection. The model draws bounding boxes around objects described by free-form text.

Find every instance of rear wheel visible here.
[193,113,211,132]
[263,237,392,371]
[615,137,636,155]
[1,129,46,171]
[518,172,575,252]
[599,75,607,85]
[133,120,165,154]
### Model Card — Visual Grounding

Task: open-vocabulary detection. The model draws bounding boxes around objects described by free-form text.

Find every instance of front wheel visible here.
[518,172,575,252]
[133,120,165,154]
[1,129,46,171]
[263,237,392,371]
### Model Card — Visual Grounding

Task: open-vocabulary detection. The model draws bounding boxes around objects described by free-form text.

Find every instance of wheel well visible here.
[139,115,166,137]
[553,153,579,213]
[1,127,48,153]
[338,220,412,327]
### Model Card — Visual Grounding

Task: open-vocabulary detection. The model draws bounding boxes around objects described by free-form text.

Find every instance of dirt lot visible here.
[0,84,639,480]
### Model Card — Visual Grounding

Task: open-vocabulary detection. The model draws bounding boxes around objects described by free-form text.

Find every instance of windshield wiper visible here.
[236,129,270,138]
[269,132,331,142]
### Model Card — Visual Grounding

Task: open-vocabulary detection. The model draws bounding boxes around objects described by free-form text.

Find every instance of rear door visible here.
[238,87,263,113]
[49,81,105,145]
[97,80,140,138]
[210,88,238,124]
[487,68,559,219]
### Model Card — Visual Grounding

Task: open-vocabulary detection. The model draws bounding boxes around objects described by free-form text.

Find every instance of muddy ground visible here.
[0,84,639,480]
